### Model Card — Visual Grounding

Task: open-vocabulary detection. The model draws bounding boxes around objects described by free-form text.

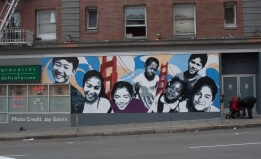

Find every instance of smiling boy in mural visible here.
[148,77,188,113]
[52,57,79,83]
[188,76,219,112]
[175,54,208,98]
[132,57,159,109]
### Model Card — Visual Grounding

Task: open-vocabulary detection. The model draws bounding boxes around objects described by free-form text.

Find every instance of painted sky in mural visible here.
[41,53,220,113]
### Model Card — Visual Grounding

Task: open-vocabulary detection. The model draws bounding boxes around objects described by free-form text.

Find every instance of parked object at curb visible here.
[226,96,257,119]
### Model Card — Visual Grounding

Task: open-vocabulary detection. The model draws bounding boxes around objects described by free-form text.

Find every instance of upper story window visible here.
[9,11,20,28]
[174,4,196,36]
[37,10,56,40]
[86,8,98,31]
[224,2,236,28]
[125,6,146,38]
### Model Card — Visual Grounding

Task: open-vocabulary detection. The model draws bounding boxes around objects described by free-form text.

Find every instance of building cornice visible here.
[0,37,261,50]
[31,37,261,49]
[0,37,261,58]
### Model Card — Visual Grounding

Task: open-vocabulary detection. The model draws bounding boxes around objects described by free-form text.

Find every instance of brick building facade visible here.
[0,0,261,129]
[0,0,246,42]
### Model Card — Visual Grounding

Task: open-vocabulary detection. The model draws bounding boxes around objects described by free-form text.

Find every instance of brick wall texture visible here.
[0,0,243,42]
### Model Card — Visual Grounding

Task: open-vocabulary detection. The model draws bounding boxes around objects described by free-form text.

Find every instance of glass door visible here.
[222,75,255,108]
[223,76,238,108]
[240,76,255,98]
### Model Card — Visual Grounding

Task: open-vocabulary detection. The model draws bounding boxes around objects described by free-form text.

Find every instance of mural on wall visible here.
[41,54,220,113]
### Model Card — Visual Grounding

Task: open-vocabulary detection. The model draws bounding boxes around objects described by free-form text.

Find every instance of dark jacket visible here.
[241,96,257,108]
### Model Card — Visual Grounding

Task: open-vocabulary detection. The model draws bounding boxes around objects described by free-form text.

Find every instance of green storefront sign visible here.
[0,65,41,83]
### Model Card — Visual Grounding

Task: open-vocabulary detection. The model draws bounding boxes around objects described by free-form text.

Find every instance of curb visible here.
[1,122,261,141]
[213,124,246,130]
[0,136,24,141]
[184,126,213,132]
[246,123,261,128]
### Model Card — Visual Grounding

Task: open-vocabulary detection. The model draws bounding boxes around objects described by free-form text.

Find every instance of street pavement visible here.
[1,111,261,141]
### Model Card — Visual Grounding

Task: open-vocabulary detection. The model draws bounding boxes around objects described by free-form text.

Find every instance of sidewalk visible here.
[1,113,261,141]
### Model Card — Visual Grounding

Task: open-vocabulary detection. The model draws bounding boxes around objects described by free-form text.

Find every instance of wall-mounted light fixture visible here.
[232,59,245,63]
[65,35,72,43]
[156,32,161,40]
[239,59,245,63]
[255,28,261,37]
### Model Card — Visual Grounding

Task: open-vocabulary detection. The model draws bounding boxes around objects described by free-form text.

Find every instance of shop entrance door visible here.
[222,75,256,108]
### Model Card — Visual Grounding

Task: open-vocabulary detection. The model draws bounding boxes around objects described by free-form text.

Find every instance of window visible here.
[174,4,195,35]
[125,6,146,38]
[10,11,20,28]
[37,10,56,40]
[86,8,98,30]
[0,84,70,115]
[224,2,236,28]
[0,85,7,123]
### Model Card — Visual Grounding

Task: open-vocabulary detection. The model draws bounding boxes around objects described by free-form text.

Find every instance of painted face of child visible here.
[113,87,131,110]
[52,59,75,83]
[144,61,158,81]
[84,77,102,103]
[166,81,182,101]
[188,57,203,75]
[192,85,213,111]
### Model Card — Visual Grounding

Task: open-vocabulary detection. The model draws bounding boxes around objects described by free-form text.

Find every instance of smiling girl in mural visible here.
[81,70,111,113]
[188,76,219,112]
[148,77,188,113]
[110,81,147,113]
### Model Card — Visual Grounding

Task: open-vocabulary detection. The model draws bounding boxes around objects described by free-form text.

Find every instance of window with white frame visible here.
[86,8,98,30]
[174,4,195,35]
[125,6,146,38]
[224,2,236,27]
[37,10,56,40]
